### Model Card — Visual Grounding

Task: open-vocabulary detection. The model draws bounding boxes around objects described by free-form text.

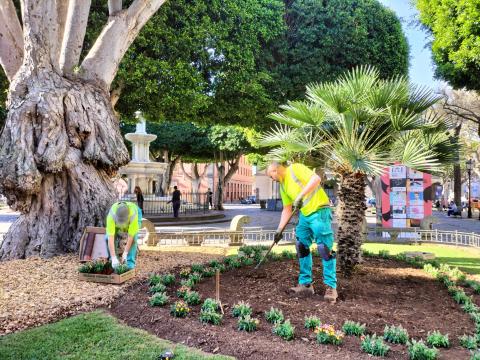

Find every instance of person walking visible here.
[134,186,144,214]
[267,161,337,303]
[168,186,181,218]
[207,188,213,209]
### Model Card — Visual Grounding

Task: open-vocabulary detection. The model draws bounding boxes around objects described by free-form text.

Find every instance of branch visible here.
[80,0,167,89]
[179,161,194,181]
[444,102,480,124]
[200,164,209,178]
[59,0,91,76]
[0,0,23,81]
[224,153,242,183]
[108,0,122,15]
[110,81,124,109]
[55,0,69,70]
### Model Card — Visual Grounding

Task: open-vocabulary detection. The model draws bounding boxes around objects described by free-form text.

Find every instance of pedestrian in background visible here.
[134,186,144,214]
[168,186,181,218]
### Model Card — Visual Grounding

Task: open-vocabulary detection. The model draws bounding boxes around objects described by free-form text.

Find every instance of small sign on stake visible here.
[215,269,224,314]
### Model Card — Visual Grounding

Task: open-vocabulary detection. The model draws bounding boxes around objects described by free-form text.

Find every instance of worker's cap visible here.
[115,203,130,225]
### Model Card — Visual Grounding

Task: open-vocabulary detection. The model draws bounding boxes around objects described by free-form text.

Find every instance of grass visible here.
[0,311,232,360]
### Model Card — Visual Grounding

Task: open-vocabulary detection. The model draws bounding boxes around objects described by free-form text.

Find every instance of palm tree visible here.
[259,66,457,277]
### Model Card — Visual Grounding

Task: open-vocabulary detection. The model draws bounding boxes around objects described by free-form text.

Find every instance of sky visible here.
[378,0,442,90]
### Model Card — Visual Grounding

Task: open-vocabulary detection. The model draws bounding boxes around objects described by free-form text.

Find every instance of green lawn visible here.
[0,311,233,360]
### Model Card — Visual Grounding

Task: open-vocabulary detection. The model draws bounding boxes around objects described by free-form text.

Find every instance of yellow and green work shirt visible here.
[279,163,329,216]
[106,201,140,238]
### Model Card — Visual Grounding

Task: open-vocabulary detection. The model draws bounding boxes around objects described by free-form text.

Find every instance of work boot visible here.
[324,286,338,304]
[289,284,314,296]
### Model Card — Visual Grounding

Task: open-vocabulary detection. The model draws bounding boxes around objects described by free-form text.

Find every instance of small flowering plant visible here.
[160,273,175,286]
[199,310,223,325]
[232,301,252,318]
[184,290,202,306]
[459,335,478,350]
[149,292,169,307]
[176,286,191,299]
[265,307,284,324]
[170,300,190,318]
[360,334,390,357]
[407,340,438,360]
[202,267,216,277]
[149,283,167,294]
[188,272,202,284]
[342,320,366,336]
[273,320,295,341]
[238,315,260,332]
[148,273,162,286]
[190,264,204,274]
[202,298,220,312]
[304,315,321,330]
[315,324,344,345]
[384,325,409,344]
[426,330,450,348]
[179,267,191,278]
[180,278,195,289]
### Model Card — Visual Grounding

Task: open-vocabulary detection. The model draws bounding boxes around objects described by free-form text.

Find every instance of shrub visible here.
[395,253,408,262]
[170,300,190,318]
[426,330,449,348]
[384,325,409,344]
[190,264,204,274]
[149,283,167,294]
[471,312,480,324]
[238,315,259,332]
[315,324,344,345]
[460,335,478,350]
[201,298,220,312]
[378,250,390,259]
[423,264,439,277]
[304,315,321,330]
[240,257,254,266]
[265,307,284,324]
[223,256,237,267]
[149,292,169,307]
[176,286,190,299]
[238,245,255,257]
[361,334,390,357]
[362,249,375,258]
[273,320,295,341]
[230,259,242,269]
[425,259,441,268]
[342,320,366,336]
[148,273,162,286]
[180,278,195,289]
[179,267,191,278]
[199,310,223,325]
[447,285,462,296]
[203,267,216,277]
[184,291,202,306]
[232,301,252,318]
[160,273,175,286]
[408,340,438,360]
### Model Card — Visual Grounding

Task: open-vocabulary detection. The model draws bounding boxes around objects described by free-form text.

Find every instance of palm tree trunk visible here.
[336,172,367,277]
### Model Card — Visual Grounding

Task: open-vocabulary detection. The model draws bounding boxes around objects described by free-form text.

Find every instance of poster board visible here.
[380,165,432,228]
[78,226,108,262]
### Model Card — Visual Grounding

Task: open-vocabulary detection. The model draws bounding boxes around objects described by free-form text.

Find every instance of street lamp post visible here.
[466,159,473,218]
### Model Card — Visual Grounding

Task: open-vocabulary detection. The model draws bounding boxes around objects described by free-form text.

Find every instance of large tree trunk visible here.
[162,154,180,195]
[214,153,241,211]
[336,172,367,277]
[453,163,462,208]
[0,72,128,259]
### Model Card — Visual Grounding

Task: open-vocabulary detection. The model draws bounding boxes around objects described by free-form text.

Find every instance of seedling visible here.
[426,330,449,348]
[407,340,438,360]
[148,273,162,286]
[176,286,190,298]
[115,264,130,275]
[384,325,409,344]
[199,310,223,325]
[149,292,169,307]
[232,301,252,318]
[361,334,390,357]
[265,307,284,324]
[160,274,175,286]
[273,319,295,341]
[342,320,366,336]
[179,267,191,278]
[238,315,259,332]
[149,283,167,294]
[180,278,195,289]
[460,335,478,350]
[78,262,95,273]
[304,315,321,330]
[184,290,202,306]
[315,324,344,345]
[202,298,220,312]
[170,300,190,318]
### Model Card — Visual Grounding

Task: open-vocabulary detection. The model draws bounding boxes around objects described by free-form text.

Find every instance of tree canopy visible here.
[416,0,480,90]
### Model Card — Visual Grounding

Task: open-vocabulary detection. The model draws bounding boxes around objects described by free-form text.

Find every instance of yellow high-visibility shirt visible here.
[106,201,139,237]
[279,163,329,216]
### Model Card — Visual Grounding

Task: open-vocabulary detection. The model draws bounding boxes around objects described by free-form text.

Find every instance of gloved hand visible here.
[122,251,128,263]
[293,196,303,210]
[111,256,120,269]
[274,230,283,244]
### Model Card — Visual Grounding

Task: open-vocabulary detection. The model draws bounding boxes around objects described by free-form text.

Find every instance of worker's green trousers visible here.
[295,207,337,289]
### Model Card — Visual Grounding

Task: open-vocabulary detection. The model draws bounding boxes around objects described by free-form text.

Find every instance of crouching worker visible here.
[267,162,337,303]
[106,201,142,270]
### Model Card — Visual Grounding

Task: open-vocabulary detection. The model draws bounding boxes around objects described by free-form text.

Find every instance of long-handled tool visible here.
[255,207,299,270]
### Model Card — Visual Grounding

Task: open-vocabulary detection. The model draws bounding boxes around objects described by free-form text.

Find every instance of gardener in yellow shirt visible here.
[105,201,142,269]
[267,162,337,303]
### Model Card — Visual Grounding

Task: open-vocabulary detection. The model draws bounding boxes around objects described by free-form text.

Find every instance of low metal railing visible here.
[120,192,210,215]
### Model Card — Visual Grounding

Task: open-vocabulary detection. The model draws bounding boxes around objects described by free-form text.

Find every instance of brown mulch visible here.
[109,257,473,360]
[0,251,219,335]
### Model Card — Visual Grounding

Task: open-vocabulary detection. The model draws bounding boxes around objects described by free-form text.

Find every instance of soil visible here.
[109,257,475,360]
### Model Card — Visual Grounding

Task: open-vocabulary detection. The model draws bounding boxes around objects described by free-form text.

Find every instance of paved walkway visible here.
[1,205,480,234]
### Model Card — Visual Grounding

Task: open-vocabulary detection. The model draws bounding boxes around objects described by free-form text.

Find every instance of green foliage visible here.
[114,264,130,275]
[426,330,449,348]
[315,324,344,345]
[170,300,190,318]
[177,286,191,299]
[199,310,223,325]
[453,289,471,305]
[202,298,220,313]
[232,301,253,318]
[408,340,438,360]
[416,0,480,90]
[239,256,254,267]
[148,273,162,286]
[184,291,202,306]
[208,260,220,268]
[237,315,259,332]
[342,320,366,336]
[78,260,113,274]
[281,250,296,260]
[190,264,204,274]
[78,262,95,274]
[179,267,191,278]
[265,307,284,324]
[188,272,202,285]
[384,325,409,344]
[202,267,216,278]
[304,315,322,330]
[471,351,480,360]
[423,264,439,277]
[223,256,237,267]
[362,249,375,258]
[149,283,167,294]
[180,278,196,289]
[160,274,176,286]
[463,302,479,314]
[149,292,169,307]
[378,250,390,259]
[361,334,390,357]
[466,280,480,294]
[460,335,478,350]
[273,320,295,341]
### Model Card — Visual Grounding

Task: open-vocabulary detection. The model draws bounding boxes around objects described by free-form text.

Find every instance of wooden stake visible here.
[215,269,224,314]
